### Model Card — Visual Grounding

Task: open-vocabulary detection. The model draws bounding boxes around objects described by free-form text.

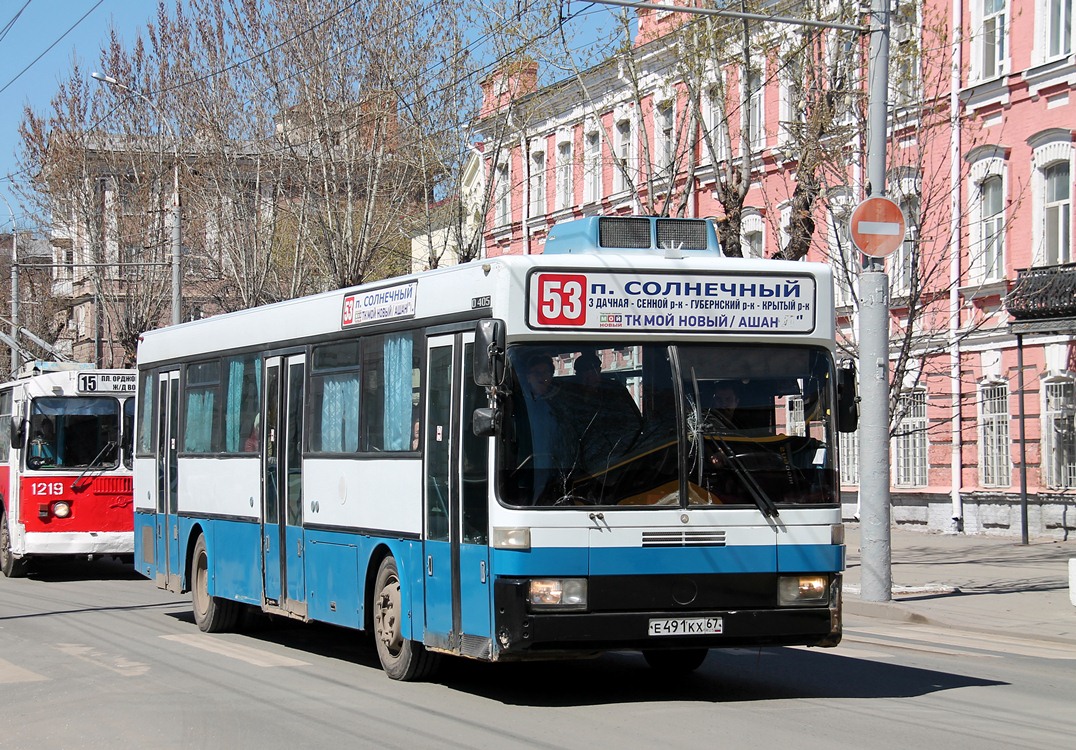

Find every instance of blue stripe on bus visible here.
[492,544,843,577]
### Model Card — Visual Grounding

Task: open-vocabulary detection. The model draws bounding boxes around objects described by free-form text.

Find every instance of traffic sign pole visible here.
[858,0,893,603]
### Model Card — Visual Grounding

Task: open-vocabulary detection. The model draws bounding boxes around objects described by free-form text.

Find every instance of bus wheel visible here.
[0,510,29,578]
[191,535,239,633]
[372,556,438,681]
[642,648,708,673]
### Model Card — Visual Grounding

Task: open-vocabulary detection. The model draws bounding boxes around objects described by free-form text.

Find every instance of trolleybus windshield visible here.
[497,343,838,509]
[27,396,123,470]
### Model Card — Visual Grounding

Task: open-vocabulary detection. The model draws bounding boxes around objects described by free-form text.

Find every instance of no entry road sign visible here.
[850,196,907,258]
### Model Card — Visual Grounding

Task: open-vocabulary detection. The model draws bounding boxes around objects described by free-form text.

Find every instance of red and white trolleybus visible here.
[0,361,136,577]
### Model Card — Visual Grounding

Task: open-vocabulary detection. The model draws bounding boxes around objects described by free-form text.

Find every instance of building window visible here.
[584,130,601,204]
[494,161,510,226]
[978,0,1007,80]
[976,174,1005,281]
[556,139,573,211]
[741,210,765,259]
[655,100,675,179]
[529,151,546,217]
[829,198,857,307]
[1048,0,1073,58]
[840,429,860,486]
[786,397,806,437]
[1044,161,1071,265]
[891,1,919,106]
[704,85,730,163]
[979,383,1011,488]
[890,195,919,296]
[745,66,764,152]
[1043,379,1076,489]
[895,390,928,487]
[613,117,632,193]
[779,48,805,143]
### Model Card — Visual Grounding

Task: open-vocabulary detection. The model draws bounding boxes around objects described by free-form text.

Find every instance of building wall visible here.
[474,1,1076,538]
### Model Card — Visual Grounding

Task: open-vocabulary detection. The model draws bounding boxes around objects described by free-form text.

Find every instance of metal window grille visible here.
[1043,380,1076,488]
[980,384,1011,487]
[895,391,928,487]
[655,219,708,251]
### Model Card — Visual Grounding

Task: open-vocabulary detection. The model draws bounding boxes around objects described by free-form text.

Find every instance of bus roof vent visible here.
[543,215,722,256]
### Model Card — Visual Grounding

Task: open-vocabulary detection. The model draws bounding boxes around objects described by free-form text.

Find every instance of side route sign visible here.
[850,195,907,258]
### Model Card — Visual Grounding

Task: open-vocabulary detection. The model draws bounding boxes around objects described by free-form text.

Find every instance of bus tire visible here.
[0,509,29,578]
[642,648,708,673]
[191,534,239,633]
[372,555,438,681]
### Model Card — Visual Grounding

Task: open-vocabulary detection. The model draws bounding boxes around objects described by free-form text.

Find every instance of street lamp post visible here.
[91,72,182,326]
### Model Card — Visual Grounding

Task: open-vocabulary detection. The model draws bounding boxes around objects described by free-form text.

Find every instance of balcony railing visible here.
[1006,263,1076,321]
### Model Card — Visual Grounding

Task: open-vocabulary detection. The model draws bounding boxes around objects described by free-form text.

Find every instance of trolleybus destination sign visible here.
[528,271,816,333]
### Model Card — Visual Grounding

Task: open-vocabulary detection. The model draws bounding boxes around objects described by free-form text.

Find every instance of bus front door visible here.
[261,355,307,617]
[423,333,491,657]
[155,371,180,592]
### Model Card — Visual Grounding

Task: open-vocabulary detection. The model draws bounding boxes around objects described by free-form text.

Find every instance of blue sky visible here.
[0,0,155,230]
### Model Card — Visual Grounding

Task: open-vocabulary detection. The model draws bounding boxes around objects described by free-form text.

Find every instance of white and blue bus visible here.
[133,215,857,680]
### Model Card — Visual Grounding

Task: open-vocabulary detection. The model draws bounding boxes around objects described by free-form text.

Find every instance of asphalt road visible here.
[2,557,1074,750]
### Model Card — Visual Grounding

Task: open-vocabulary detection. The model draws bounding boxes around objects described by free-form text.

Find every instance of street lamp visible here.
[91,71,182,326]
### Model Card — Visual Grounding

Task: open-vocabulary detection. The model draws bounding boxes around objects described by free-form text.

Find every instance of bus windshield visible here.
[27,396,122,470]
[496,343,838,509]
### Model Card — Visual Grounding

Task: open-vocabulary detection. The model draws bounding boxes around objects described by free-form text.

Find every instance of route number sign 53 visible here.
[536,273,588,326]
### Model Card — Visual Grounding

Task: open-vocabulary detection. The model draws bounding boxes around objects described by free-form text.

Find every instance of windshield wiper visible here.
[71,441,117,492]
[703,417,779,518]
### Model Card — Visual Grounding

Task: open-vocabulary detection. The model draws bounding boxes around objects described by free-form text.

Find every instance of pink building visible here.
[472,1,1076,538]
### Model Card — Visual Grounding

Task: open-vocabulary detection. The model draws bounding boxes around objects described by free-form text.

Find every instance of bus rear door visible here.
[261,354,307,617]
[423,332,491,657]
[155,371,181,591]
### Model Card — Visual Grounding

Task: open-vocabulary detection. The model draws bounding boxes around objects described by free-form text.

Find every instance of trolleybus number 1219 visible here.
[648,617,724,636]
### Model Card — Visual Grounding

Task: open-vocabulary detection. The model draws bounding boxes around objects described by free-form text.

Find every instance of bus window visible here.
[183,361,221,453]
[223,356,261,453]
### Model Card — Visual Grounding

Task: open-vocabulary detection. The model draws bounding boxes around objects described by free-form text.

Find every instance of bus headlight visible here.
[527,578,587,611]
[778,575,828,606]
[52,501,72,519]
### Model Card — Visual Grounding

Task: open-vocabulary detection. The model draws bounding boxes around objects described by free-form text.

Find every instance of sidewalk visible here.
[841,523,1076,645]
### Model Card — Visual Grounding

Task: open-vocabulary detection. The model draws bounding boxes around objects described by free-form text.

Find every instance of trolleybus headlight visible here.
[778,575,828,606]
[527,578,587,611]
[52,501,72,519]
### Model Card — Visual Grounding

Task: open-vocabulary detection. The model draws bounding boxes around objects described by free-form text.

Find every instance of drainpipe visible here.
[948,0,964,531]
[521,131,531,255]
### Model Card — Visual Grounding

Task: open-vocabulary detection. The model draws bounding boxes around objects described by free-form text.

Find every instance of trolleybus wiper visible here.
[71,440,116,492]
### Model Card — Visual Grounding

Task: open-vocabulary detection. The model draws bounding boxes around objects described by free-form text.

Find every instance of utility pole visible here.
[858,0,893,602]
[2,194,18,375]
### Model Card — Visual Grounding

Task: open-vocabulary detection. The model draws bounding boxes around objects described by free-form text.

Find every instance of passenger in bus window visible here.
[243,414,261,452]
[572,351,643,473]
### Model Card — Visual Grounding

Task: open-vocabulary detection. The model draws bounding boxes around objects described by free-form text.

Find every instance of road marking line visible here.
[841,633,998,658]
[54,643,151,677]
[0,657,48,684]
[161,634,310,667]
[850,625,1076,660]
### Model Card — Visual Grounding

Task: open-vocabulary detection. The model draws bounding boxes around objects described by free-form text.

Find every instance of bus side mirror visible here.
[836,361,859,433]
[10,418,25,450]
[474,319,506,388]
[472,407,501,438]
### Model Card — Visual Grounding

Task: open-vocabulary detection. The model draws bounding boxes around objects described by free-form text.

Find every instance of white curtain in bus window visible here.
[310,341,360,453]
[137,372,155,455]
[183,362,220,452]
[361,332,416,452]
[224,356,262,453]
